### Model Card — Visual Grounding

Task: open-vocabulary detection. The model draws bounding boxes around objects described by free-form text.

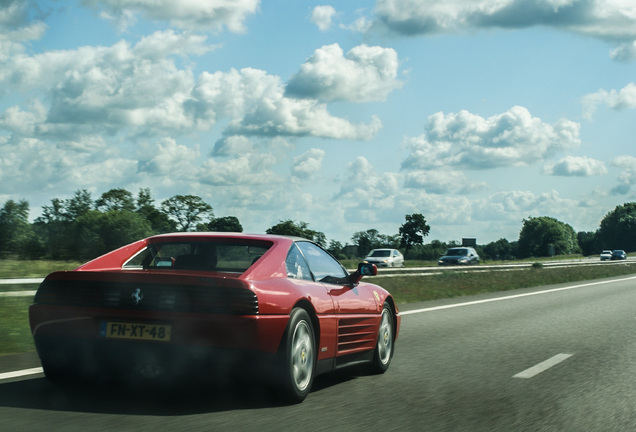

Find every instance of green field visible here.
[0,259,82,279]
[2,259,636,356]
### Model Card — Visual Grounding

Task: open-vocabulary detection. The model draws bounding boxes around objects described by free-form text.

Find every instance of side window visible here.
[296,242,347,283]
[286,244,313,281]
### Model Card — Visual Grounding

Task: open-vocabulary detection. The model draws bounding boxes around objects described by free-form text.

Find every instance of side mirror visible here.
[349,262,377,285]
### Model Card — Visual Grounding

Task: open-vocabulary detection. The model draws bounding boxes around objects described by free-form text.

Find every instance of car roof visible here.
[147,232,302,244]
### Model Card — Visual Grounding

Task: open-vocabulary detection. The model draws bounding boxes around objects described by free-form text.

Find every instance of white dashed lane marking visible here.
[513,354,573,379]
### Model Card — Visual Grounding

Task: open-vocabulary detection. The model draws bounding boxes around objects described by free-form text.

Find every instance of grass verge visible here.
[0,296,35,356]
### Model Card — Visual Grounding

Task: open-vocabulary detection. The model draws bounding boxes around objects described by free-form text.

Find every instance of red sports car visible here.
[29,233,400,402]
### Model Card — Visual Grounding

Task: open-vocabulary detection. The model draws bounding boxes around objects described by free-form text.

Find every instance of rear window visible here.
[123,241,271,273]
[446,248,469,256]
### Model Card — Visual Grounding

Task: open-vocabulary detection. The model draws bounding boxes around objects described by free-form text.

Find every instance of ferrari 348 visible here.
[29,233,400,402]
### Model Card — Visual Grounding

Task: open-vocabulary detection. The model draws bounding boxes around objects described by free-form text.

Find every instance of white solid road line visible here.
[400,275,636,316]
[0,278,43,285]
[513,354,573,379]
[0,367,43,381]
[0,290,36,297]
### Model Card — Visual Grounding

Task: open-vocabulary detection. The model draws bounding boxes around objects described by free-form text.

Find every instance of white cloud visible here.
[0,136,137,191]
[334,157,401,226]
[189,67,383,139]
[338,157,399,198]
[0,102,46,136]
[0,0,47,43]
[286,43,402,102]
[373,0,636,41]
[311,5,337,31]
[137,137,200,178]
[1,33,381,144]
[582,83,636,119]
[544,156,607,177]
[199,153,280,186]
[81,0,261,33]
[610,155,636,195]
[212,135,255,156]
[402,106,580,170]
[0,31,213,140]
[404,170,488,194]
[610,41,636,61]
[341,16,373,33]
[1,31,212,94]
[133,29,216,59]
[291,148,325,181]
[473,189,580,224]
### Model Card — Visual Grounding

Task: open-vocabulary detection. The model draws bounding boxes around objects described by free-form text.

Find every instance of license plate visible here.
[100,321,172,342]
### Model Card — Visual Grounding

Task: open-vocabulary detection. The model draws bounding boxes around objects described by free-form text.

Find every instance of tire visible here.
[278,308,316,403]
[41,361,69,386]
[41,360,87,388]
[369,304,395,374]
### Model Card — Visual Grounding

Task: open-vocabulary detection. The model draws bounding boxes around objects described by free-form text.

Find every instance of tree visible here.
[0,200,32,257]
[518,216,580,258]
[399,213,430,256]
[135,188,176,234]
[34,198,71,259]
[266,220,326,246]
[482,238,517,261]
[95,188,135,212]
[161,195,214,232]
[327,240,344,258]
[136,188,154,210]
[577,231,600,256]
[75,210,154,259]
[351,229,400,256]
[203,216,243,232]
[408,239,456,261]
[597,202,636,252]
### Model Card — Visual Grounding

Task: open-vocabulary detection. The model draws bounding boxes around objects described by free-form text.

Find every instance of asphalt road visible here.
[3,275,636,431]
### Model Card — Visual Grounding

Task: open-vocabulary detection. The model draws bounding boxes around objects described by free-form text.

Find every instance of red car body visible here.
[29,233,400,401]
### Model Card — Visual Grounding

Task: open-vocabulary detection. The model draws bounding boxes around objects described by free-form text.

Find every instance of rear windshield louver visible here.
[34,280,258,315]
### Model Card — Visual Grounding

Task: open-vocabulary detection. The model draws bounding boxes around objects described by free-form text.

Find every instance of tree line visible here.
[0,187,634,262]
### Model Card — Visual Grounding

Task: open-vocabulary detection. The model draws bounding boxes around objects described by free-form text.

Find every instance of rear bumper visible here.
[30,304,288,351]
[30,304,289,380]
[33,334,274,381]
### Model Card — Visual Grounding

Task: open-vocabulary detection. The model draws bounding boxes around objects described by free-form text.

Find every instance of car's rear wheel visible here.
[41,359,93,388]
[278,308,316,403]
[369,303,394,374]
[41,360,69,386]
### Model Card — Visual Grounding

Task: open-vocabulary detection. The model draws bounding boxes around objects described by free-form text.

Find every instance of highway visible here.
[2,275,636,431]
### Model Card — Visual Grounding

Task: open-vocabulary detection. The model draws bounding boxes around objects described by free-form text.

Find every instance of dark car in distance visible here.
[29,233,400,403]
[611,250,627,260]
[438,247,480,265]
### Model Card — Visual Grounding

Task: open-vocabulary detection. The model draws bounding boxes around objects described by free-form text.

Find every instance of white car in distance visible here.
[364,249,405,268]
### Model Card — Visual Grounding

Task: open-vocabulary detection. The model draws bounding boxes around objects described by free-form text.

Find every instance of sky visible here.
[2,0,636,246]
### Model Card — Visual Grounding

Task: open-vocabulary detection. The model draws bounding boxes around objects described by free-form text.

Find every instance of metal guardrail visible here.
[364,257,635,276]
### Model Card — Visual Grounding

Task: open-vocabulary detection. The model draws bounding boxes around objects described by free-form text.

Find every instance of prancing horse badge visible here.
[132,288,143,305]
